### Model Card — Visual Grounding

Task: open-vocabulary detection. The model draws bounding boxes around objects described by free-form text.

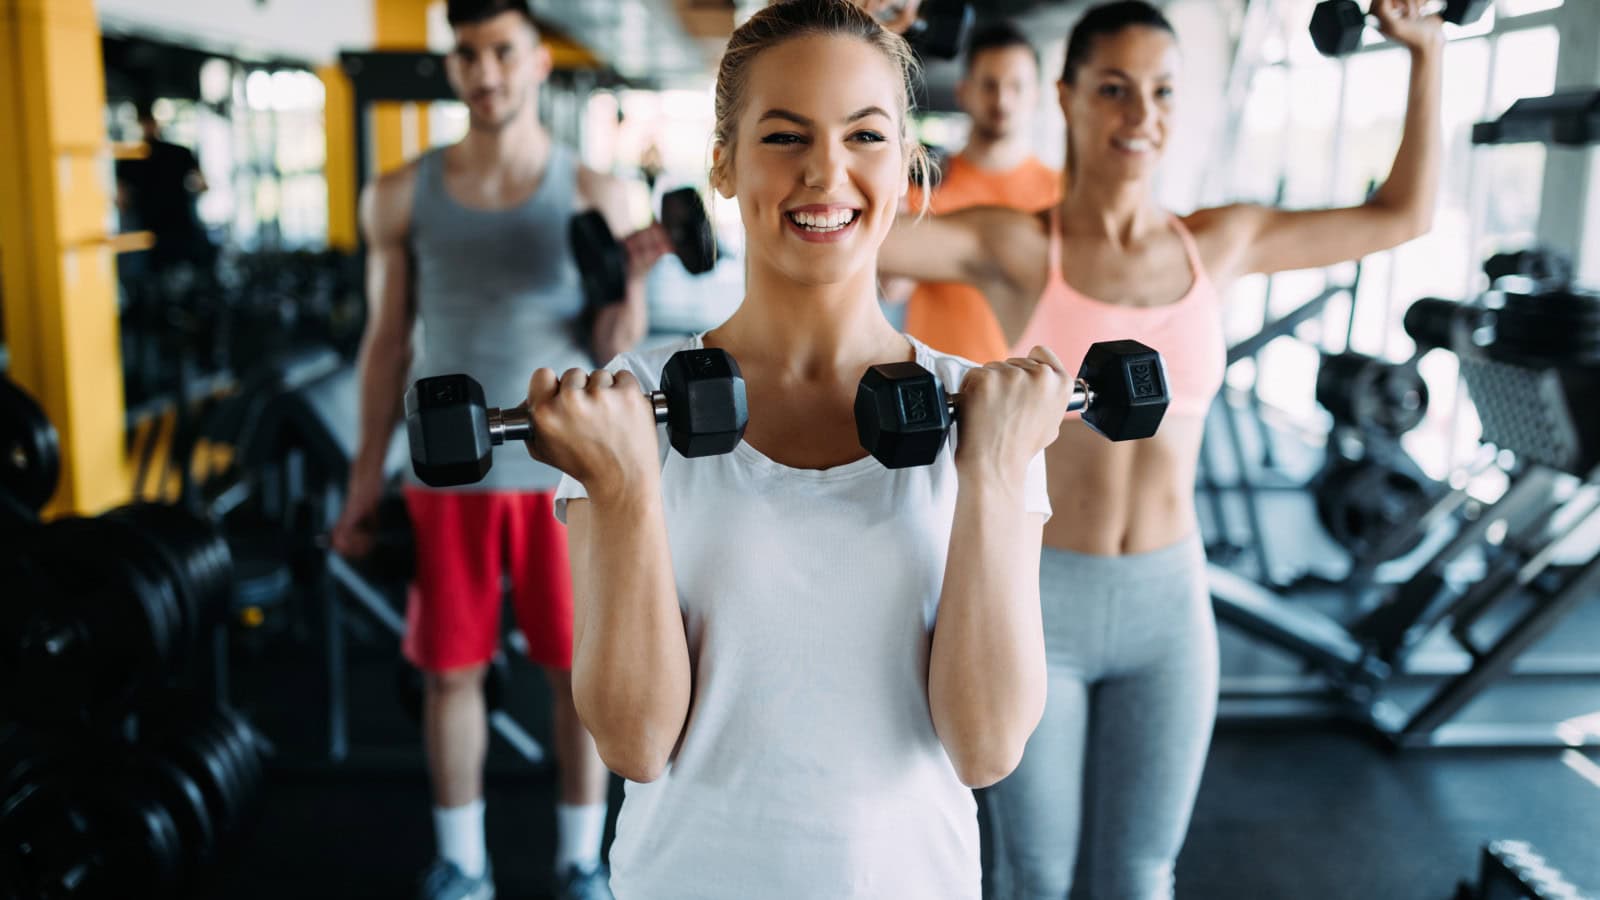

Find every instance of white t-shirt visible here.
[554,334,1051,900]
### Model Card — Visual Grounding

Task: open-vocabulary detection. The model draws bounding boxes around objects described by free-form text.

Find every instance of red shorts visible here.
[401,486,574,672]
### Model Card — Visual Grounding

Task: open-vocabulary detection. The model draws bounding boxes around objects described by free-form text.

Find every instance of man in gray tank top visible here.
[331,2,640,898]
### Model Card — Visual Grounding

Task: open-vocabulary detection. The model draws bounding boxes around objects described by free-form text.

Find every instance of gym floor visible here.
[224,641,1600,899]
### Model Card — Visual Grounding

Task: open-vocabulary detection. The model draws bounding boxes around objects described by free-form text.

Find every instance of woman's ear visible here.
[710,143,735,199]
[1057,79,1072,121]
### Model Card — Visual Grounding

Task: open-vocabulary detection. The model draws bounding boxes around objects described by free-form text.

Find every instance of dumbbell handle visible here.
[484,392,672,445]
[946,379,1094,417]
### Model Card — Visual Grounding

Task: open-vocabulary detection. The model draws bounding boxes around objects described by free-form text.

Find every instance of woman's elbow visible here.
[945,711,1044,788]
[585,718,674,782]
[1402,206,1435,243]
[595,739,669,783]
[950,740,1028,789]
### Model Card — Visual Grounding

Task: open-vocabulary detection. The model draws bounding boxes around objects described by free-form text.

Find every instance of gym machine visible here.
[1206,87,1600,749]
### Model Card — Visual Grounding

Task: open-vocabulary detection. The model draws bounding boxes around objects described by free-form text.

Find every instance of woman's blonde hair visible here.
[710,0,933,213]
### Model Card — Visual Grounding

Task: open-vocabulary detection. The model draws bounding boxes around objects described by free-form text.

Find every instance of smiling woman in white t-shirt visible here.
[524,2,1073,897]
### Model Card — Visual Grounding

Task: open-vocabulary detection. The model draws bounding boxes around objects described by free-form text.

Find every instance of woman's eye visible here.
[852,131,887,143]
[1156,86,1174,100]
[761,133,804,145]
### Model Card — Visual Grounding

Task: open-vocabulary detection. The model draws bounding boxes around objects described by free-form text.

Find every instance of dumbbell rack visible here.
[1211,337,1600,748]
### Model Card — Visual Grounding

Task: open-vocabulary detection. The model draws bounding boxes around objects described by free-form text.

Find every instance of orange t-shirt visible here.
[904,154,1061,362]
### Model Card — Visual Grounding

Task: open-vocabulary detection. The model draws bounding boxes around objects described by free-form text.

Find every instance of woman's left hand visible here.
[953,346,1074,481]
[1371,0,1445,54]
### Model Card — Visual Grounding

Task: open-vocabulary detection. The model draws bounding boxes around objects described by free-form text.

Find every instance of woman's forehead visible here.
[742,34,904,121]
[1080,27,1180,76]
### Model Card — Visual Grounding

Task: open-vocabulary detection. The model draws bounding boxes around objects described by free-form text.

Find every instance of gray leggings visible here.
[983,536,1218,900]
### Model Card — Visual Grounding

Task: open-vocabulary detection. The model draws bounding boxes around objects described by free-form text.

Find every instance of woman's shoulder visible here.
[909,338,984,393]
[606,334,703,391]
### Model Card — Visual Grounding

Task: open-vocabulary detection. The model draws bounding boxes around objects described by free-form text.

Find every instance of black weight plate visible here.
[103,508,198,637]
[0,377,60,514]
[569,210,627,308]
[94,517,189,667]
[202,711,258,830]
[1488,338,1600,369]
[1315,460,1431,559]
[166,718,243,844]
[1501,289,1600,316]
[106,504,233,640]
[216,710,265,816]
[148,757,218,867]
[1495,306,1600,343]
[16,518,182,715]
[660,187,715,274]
[193,715,248,839]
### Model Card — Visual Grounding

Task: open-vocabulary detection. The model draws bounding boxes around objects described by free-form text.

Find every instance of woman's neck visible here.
[1059,170,1165,248]
[709,257,907,380]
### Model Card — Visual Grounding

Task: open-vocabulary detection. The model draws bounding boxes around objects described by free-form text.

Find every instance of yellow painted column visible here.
[319,63,358,250]
[0,0,130,515]
[373,0,433,174]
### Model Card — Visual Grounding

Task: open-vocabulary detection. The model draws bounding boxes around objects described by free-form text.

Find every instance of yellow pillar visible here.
[0,0,130,515]
[320,63,358,250]
[373,0,433,174]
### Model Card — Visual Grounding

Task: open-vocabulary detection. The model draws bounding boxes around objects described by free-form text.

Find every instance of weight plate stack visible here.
[1316,351,1430,438]
[1491,289,1600,368]
[1314,456,1433,561]
[0,375,60,518]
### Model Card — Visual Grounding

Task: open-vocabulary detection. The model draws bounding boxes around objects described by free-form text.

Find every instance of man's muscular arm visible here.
[578,167,649,364]
[331,164,417,558]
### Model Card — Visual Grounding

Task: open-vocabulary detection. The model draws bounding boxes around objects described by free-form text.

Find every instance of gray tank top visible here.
[408,143,591,491]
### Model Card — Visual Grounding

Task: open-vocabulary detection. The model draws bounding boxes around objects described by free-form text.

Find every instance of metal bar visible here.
[1198,421,1236,556]
[1209,563,1388,684]
[1448,489,1600,637]
[1218,391,1274,582]
[1395,554,1600,746]
[324,483,349,762]
[489,711,548,766]
[324,551,551,767]
[1227,285,1351,364]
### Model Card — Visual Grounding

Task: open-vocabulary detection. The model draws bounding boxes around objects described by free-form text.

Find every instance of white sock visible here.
[433,799,487,879]
[555,802,607,874]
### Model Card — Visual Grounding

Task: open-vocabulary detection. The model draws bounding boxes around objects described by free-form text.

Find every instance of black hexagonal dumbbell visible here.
[405,348,749,487]
[570,186,716,311]
[1310,0,1490,58]
[855,340,1171,469]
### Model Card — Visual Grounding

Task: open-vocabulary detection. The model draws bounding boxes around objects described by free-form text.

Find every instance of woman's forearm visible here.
[1370,37,1444,237]
[928,468,1047,788]
[570,488,690,782]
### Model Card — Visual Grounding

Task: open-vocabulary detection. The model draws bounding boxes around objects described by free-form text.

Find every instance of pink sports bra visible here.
[1009,209,1227,420]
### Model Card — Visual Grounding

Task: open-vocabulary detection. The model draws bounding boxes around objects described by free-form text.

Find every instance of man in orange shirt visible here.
[905,21,1062,362]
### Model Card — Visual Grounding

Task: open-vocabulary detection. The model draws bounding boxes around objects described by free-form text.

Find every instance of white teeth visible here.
[788,209,856,231]
[1116,138,1154,152]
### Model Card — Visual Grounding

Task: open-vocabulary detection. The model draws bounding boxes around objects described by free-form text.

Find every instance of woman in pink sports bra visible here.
[875,0,1445,896]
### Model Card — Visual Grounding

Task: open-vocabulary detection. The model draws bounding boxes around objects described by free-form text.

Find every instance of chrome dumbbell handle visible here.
[484,393,672,446]
[944,378,1094,417]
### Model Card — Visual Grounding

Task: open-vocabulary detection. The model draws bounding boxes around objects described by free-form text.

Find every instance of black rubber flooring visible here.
[212,634,1600,900]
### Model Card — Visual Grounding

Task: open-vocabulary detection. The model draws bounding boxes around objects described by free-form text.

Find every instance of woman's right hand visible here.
[525,367,660,500]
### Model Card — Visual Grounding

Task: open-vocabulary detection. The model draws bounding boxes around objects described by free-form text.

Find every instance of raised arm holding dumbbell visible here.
[570,186,717,320]
[870,1,1445,895]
